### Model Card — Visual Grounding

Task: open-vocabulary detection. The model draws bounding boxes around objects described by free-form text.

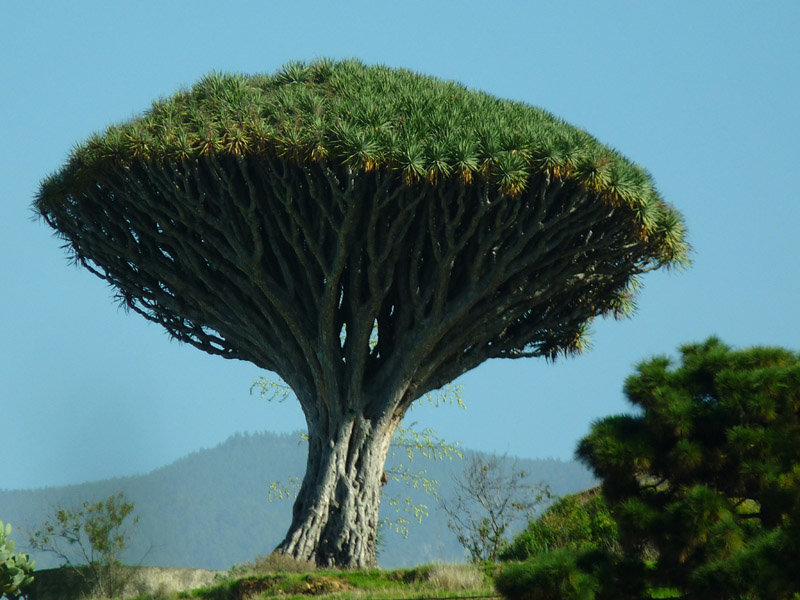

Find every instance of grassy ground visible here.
[130,557,496,600]
[33,554,684,599]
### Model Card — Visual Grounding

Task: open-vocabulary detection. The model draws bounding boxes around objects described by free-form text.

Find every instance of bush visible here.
[494,550,601,600]
[1,521,35,599]
[495,548,643,600]
[498,338,800,600]
[28,491,139,597]
[442,454,551,563]
[688,527,800,600]
[231,552,315,575]
[501,488,618,561]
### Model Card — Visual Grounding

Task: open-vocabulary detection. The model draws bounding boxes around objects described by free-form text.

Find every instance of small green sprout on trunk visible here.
[443,454,551,563]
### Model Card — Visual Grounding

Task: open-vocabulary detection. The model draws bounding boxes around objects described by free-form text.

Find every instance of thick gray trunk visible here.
[274,412,398,568]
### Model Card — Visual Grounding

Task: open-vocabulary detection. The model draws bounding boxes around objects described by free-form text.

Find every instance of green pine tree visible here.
[576,337,800,599]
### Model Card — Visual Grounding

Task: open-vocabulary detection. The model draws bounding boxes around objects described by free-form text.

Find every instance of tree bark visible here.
[275,407,401,568]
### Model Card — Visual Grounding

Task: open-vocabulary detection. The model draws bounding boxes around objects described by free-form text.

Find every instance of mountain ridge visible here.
[1,430,596,569]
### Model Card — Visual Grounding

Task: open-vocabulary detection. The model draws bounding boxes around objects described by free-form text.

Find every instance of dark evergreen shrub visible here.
[577,337,800,599]
[493,547,638,600]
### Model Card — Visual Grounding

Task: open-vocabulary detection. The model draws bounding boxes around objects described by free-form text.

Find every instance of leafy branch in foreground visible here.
[381,422,463,538]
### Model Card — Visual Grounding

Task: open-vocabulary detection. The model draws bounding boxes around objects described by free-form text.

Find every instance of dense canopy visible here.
[37,59,686,265]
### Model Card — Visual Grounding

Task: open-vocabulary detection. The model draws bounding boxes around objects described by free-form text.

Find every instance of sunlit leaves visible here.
[424,138,452,184]
[35,59,687,268]
[333,122,382,172]
[452,139,479,185]
[395,140,426,185]
[275,61,311,85]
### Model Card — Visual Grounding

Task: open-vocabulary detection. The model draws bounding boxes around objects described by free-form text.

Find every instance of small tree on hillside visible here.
[35,59,687,567]
[443,454,551,563]
[574,337,800,599]
[29,492,139,598]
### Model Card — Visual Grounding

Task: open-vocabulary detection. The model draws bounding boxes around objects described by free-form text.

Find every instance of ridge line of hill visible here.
[1,430,596,569]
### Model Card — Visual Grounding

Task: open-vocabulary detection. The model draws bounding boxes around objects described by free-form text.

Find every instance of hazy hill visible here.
[0,431,595,569]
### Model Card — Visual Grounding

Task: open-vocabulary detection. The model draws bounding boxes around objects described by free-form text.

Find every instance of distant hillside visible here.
[0,431,595,569]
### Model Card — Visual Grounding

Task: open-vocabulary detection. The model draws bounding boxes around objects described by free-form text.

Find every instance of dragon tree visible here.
[35,59,688,568]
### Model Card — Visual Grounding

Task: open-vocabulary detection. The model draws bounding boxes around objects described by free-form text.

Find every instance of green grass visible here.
[129,561,493,600]
[46,559,686,600]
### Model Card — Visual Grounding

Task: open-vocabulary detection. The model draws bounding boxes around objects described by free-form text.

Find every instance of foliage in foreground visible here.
[495,548,642,600]
[0,521,35,599]
[497,337,800,600]
[28,492,139,598]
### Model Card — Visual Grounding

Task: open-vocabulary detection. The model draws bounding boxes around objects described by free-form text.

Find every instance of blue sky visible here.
[2,1,798,491]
